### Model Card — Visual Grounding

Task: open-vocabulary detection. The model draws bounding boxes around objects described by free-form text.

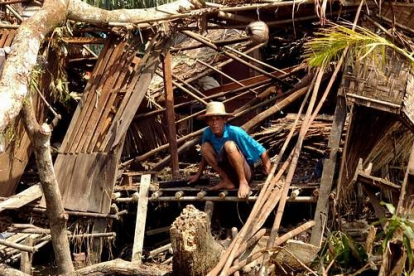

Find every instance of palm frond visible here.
[304,22,414,68]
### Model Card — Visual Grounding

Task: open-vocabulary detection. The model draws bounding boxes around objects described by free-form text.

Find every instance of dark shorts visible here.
[217,145,254,186]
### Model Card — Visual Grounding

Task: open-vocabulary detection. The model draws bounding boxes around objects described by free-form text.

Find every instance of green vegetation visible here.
[303,23,414,68]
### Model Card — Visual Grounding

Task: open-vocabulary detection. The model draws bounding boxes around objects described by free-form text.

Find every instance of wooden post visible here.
[162,51,179,179]
[132,174,151,263]
[396,141,414,217]
[20,236,33,274]
[310,96,346,247]
[88,219,107,264]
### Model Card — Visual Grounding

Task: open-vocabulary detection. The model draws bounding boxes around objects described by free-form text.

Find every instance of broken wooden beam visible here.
[310,96,346,247]
[162,50,179,178]
[0,184,42,213]
[132,174,151,263]
[148,243,172,258]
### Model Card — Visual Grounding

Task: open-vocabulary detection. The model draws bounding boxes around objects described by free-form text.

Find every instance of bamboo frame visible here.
[114,195,316,202]
[28,207,128,220]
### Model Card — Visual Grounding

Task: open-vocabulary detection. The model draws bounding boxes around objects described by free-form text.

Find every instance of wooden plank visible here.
[54,154,77,203]
[63,153,97,211]
[61,37,116,152]
[20,236,33,274]
[102,37,169,151]
[81,152,119,213]
[76,38,134,153]
[89,219,107,264]
[92,152,120,213]
[0,118,31,196]
[64,36,121,152]
[72,38,129,153]
[85,39,142,153]
[83,153,103,212]
[310,96,346,247]
[162,50,179,178]
[132,174,151,263]
[202,65,297,97]
[0,184,42,212]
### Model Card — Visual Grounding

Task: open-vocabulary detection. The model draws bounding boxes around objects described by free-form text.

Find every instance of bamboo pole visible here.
[241,86,309,131]
[149,243,172,258]
[114,195,316,203]
[155,71,208,105]
[225,221,316,276]
[196,59,256,93]
[28,207,128,220]
[171,37,250,52]
[208,152,293,276]
[214,71,318,275]
[175,82,272,125]
[269,67,324,242]
[173,76,206,99]
[134,75,274,120]
[223,45,287,74]
[0,239,37,253]
[181,30,292,88]
[263,74,317,256]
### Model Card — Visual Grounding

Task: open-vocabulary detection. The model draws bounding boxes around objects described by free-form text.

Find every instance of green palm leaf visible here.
[304,22,414,68]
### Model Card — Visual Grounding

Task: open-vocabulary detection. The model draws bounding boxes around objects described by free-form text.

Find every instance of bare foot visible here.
[209,179,235,191]
[238,180,250,198]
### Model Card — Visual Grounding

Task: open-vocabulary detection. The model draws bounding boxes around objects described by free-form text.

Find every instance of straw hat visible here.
[197,102,234,119]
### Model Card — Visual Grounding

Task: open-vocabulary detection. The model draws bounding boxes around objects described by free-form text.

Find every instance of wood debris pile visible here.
[0,0,412,275]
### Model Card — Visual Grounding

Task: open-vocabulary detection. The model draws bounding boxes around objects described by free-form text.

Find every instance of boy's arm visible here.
[260,150,271,175]
[188,157,207,183]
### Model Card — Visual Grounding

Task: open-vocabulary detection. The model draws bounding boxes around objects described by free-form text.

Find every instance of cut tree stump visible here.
[170,205,223,276]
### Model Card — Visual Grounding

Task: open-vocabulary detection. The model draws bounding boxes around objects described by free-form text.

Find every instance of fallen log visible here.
[64,259,169,276]
[170,205,223,276]
[0,264,29,276]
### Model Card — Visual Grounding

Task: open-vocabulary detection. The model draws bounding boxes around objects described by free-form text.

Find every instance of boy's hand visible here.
[188,173,201,184]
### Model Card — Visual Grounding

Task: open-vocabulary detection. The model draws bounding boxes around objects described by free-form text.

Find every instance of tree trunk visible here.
[64,259,169,276]
[0,260,169,276]
[22,99,74,274]
[67,0,204,24]
[0,0,67,134]
[0,264,30,276]
[170,205,224,276]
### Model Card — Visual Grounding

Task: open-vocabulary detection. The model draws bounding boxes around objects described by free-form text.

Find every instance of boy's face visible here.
[205,116,227,137]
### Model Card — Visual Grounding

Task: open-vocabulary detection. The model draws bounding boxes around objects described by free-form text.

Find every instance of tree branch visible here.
[0,0,67,133]
[67,0,205,24]
[21,97,73,274]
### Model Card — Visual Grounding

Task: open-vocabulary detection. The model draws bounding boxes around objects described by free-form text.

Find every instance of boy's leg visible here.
[201,142,235,190]
[223,141,252,198]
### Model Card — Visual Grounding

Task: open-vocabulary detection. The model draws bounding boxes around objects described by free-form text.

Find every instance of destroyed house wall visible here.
[50,34,168,213]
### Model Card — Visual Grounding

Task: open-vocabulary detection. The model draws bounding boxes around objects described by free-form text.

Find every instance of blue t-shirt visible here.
[202,124,265,165]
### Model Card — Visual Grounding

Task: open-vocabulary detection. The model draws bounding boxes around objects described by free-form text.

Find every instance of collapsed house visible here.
[0,0,413,275]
